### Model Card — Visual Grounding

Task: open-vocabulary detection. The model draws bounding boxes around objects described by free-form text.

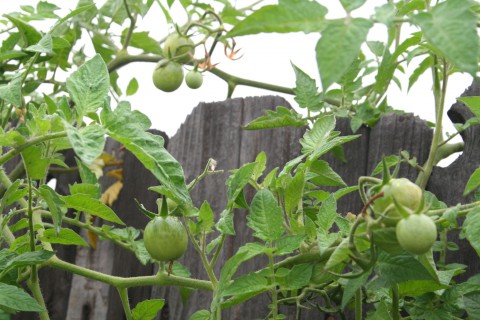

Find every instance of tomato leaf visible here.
[411,0,478,75]
[228,0,327,37]
[67,54,109,121]
[463,207,480,255]
[62,194,125,225]
[284,171,305,216]
[102,101,191,205]
[66,123,106,164]
[25,34,53,54]
[223,272,269,297]
[292,63,323,112]
[38,185,66,234]
[126,77,139,96]
[341,271,371,309]
[189,310,210,320]
[373,252,437,286]
[458,96,480,118]
[0,283,45,312]
[242,106,307,130]
[0,75,23,106]
[40,228,89,247]
[316,18,372,90]
[131,299,165,320]
[247,189,284,242]
[282,263,314,290]
[226,162,257,208]
[463,167,480,196]
[309,160,346,187]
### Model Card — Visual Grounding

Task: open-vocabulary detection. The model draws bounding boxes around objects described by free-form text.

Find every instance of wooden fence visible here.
[11,81,480,319]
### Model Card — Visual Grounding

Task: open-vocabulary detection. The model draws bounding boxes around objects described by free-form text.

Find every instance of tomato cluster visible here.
[371,178,437,255]
[152,33,203,92]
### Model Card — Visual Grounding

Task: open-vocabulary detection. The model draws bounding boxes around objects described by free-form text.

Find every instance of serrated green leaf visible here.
[62,194,124,225]
[0,250,54,280]
[21,146,50,180]
[463,207,480,255]
[309,160,346,187]
[102,102,191,205]
[51,4,96,33]
[69,183,101,198]
[340,0,366,12]
[283,263,313,290]
[4,15,42,47]
[198,201,214,234]
[458,96,480,118]
[67,54,109,120]
[66,124,106,164]
[216,209,235,235]
[121,31,162,55]
[0,75,23,106]
[189,310,210,320]
[375,252,437,285]
[316,18,372,90]
[228,0,327,37]
[224,272,269,296]
[292,63,322,112]
[126,77,139,96]
[300,115,335,154]
[275,234,305,256]
[76,158,98,185]
[25,34,53,54]
[412,0,478,75]
[132,299,165,320]
[408,55,433,90]
[325,237,351,270]
[242,106,307,130]
[248,189,284,242]
[464,168,480,196]
[0,283,45,312]
[341,271,371,309]
[40,228,89,246]
[316,194,337,233]
[1,179,27,208]
[284,171,305,216]
[38,185,65,234]
[226,162,257,207]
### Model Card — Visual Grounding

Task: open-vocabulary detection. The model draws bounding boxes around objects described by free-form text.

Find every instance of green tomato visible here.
[185,70,203,89]
[396,213,437,255]
[152,60,183,92]
[143,215,188,261]
[163,33,195,63]
[373,178,423,225]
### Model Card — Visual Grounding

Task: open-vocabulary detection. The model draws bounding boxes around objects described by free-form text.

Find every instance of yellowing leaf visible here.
[101,180,123,207]
[87,230,98,249]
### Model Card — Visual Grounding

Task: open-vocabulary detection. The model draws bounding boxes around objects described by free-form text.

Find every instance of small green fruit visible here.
[152,60,184,92]
[396,213,437,255]
[185,70,203,89]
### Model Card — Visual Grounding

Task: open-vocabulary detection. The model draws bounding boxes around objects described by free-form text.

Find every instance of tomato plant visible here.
[0,1,479,320]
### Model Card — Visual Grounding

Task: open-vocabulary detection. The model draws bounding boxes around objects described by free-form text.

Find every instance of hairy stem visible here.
[118,287,133,320]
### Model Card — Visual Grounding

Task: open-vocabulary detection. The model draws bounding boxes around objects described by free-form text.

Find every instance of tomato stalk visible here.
[354,288,362,320]
[267,245,279,319]
[117,287,133,320]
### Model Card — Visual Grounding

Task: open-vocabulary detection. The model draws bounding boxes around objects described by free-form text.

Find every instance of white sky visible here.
[1,0,473,142]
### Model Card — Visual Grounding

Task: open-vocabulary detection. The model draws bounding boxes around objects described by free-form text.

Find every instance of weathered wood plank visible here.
[428,80,480,280]
[153,96,307,319]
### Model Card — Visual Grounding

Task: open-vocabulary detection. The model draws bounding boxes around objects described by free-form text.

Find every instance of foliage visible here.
[0,0,479,320]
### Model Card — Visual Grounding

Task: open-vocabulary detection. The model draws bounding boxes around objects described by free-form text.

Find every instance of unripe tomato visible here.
[185,70,203,89]
[373,178,423,225]
[396,213,437,255]
[152,60,183,92]
[143,216,188,261]
[163,33,195,63]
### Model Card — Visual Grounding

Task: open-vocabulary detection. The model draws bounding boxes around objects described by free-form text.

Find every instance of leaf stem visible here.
[117,287,133,320]
[46,255,213,290]
[354,288,362,320]
[391,284,400,320]
[0,131,67,166]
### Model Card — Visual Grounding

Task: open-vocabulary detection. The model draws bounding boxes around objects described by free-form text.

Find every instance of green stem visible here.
[46,255,213,290]
[0,131,67,166]
[27,271,50,320]
[439,229,447,266]
[267,247,278,319]
[121,0,137,51]
[209,234,225,268]
[354,288,362,320]
[433,142,463,165]
[416,59,448,189]
[184,218,218,287]
[117,287,133,320]
[391,284,400,320]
